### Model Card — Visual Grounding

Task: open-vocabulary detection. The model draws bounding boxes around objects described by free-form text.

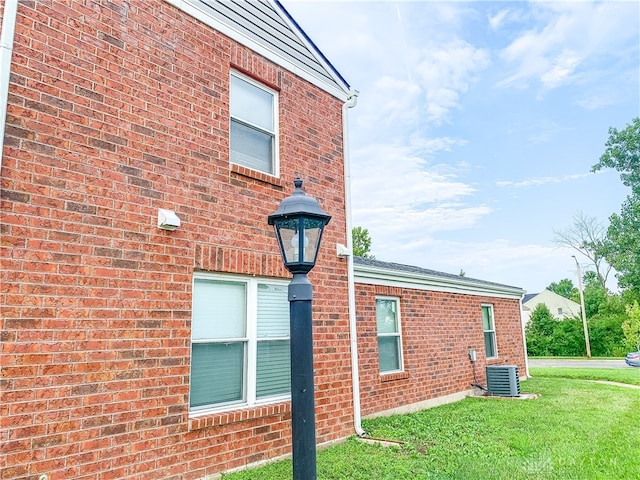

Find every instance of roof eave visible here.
[354,263,526,300]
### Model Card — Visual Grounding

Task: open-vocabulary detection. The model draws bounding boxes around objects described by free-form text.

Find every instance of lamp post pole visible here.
[288,272,316,480]
[572,255,591,358]
[268,178,331,480]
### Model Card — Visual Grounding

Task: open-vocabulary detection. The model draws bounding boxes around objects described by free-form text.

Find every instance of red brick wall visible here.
[355,284,526,417]
[0,1,353,478]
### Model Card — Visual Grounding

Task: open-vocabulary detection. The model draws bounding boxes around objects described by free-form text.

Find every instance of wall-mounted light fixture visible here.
[336,243,351,258]
[157,208,181,231]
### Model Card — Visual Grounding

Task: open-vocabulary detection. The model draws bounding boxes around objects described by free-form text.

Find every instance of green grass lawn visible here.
[530,366,640,385]
[222,373,640,479]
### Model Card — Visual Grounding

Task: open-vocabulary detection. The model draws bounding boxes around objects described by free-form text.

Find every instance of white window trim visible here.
[482,303,498,359]
[190,272,291,415]
[376,296,404,375]
[229,70,280,178]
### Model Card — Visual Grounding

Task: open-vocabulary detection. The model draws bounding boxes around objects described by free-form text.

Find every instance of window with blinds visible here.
[376,297,404,374]
[482,304,498,359]
[190,276,290,412]
[230,72,278,176]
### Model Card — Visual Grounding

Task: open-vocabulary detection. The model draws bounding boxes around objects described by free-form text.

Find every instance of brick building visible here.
[1,1,355,478]
[0,1,527,479]
[353,258,527,418]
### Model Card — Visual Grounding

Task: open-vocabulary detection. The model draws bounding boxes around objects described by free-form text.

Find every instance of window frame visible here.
[482,304,498,359]
[229,71,279,177]
[190,273,291,414]
[375,296,404,375]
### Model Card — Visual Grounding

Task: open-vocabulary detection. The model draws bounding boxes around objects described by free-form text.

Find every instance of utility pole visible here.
[572,255,591,358]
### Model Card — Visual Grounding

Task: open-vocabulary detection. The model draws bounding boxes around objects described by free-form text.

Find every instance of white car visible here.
[625,351,640,367]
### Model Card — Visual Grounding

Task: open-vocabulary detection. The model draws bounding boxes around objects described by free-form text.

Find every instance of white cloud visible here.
[488,9,510,31]
[374,238,581,292]
[539,49,582,90]
[497,1,639,94]
[415,40,490,124]
[496,172,592,188]
[350,138,492,261]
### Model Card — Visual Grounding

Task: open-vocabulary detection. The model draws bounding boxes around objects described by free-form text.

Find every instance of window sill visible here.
[230,163,284,188]
[188,400,291,431]
[380,371,409,382]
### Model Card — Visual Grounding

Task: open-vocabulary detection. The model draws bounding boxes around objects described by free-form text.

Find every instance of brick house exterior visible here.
[354,258,527,418]
[1,1,355,478]
[0,1,528,479]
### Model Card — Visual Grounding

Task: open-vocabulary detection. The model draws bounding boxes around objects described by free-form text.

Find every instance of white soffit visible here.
[354,264,525,300]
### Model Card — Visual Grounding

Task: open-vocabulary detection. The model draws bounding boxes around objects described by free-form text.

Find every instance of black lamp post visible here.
[268,177,331,480]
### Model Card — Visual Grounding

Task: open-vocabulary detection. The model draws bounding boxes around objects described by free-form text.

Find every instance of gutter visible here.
[0,0,19,171]
[342,89,365,436]
[519,295,531,378]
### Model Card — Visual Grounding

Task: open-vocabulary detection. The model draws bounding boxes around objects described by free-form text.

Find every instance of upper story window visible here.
[230,72,278,176]
[482,304,498,359]
[190,274,290,413]
[376,297,404,374]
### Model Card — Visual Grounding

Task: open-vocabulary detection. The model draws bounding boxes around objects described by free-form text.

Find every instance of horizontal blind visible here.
[482,305,493,331]
[256,340,290,398]
[230,74,274,131]
[257,283,289,338]
[192,279,246,340]
[190,342,244,407]
[376,298,398,334]
[230,120,274,174]
[378,336,400,373]
[484,332,496,358]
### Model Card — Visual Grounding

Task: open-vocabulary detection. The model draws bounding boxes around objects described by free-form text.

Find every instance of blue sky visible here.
[283,0,640,293]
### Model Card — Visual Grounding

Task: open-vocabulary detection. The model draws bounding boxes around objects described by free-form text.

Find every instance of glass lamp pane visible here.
[274,218,299,264]
[302,218,325,263]
[192,279,246,340]
[378,336,400,372]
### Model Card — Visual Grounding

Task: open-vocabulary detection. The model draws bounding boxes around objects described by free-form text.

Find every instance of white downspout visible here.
[519,295,531,378]
[0,0,19,172]
[342,89,365,436]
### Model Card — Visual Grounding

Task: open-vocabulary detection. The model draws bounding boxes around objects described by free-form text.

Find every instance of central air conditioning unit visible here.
[486,365,520,397]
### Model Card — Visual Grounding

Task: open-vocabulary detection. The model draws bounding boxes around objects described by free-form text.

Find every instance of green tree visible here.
[603,196,640,296]
[550,319,587,357]
[622,302,640,352]
[546,278,578,299]
[525,304,557,356]
[352,226,374,259]
[592,117,640,194]
[592,117,640,296]
[582,274,608,318]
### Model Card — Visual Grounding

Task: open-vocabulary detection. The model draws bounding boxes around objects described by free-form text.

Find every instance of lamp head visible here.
[268,178,331,274]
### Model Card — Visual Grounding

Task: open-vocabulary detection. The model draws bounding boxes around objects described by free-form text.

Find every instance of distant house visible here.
[522,289,582,324]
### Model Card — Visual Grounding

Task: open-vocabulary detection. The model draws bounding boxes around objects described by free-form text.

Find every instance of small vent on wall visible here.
[486,365,520,397]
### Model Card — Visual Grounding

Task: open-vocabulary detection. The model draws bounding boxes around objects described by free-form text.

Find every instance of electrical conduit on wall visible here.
[342,90,365,436]
[0,0,19,171]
